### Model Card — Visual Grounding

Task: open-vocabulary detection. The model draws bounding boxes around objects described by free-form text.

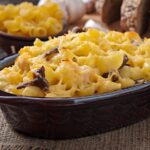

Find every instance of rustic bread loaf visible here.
[96,0,123,24]
[121,0,150,35]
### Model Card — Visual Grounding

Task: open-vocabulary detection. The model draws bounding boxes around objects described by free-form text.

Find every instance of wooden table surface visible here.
[0,109,150,150]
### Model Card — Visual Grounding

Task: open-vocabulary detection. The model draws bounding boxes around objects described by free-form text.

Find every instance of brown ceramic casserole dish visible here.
[0,0,67,55]
[0,54,150,139]
[0,25,67,55]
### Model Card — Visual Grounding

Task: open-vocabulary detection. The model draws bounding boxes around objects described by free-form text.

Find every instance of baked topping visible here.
[0,29,149,97]
[135,79,146,85]
[120,55,129,69]
[44,48,59,60]
[17,66,49,91]
[102,70,119,82]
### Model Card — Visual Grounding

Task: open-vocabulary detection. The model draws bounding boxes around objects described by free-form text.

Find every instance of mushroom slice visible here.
[17,66,49,91]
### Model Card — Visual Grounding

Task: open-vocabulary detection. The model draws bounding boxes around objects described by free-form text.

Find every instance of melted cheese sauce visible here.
[0,29,150,97]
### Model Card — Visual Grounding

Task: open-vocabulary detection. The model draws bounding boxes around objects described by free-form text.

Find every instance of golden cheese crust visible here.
[0,29,150,97]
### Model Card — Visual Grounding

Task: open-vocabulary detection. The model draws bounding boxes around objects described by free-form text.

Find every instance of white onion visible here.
[38,0,88,24]
[84,19,108,32]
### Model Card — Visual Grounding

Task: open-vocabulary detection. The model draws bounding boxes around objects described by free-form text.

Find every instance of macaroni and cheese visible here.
[0,2,63,37]
[0,29,149,97]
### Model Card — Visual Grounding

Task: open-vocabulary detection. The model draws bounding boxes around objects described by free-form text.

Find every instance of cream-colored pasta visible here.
[22,86,45,97]
[4,20,20,33]
[0,29,150,97]
[0,2,63,37]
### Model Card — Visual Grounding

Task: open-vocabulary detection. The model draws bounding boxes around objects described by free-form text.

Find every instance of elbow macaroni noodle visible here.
[0,29,150,97]
[0,2,63,37]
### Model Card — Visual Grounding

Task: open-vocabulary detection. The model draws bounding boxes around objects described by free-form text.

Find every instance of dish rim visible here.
[0,31,48,41]
[0,54,150,106]
[0,23,68,41]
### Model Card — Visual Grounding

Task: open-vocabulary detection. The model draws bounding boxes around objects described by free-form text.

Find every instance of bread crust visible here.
[121,0,150,35]
[96,0,123,24]
[96,0,105,16]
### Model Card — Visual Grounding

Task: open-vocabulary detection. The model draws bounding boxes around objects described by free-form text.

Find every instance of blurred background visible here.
[0,0,150,57]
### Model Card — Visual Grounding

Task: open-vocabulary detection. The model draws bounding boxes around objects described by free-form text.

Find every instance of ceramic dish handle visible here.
[0,54,18,70]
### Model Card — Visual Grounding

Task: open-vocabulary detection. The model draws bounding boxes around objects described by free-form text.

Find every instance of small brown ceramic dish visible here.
[0,25,67,55]
[0,0,68,54]
[0,54,150,139]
